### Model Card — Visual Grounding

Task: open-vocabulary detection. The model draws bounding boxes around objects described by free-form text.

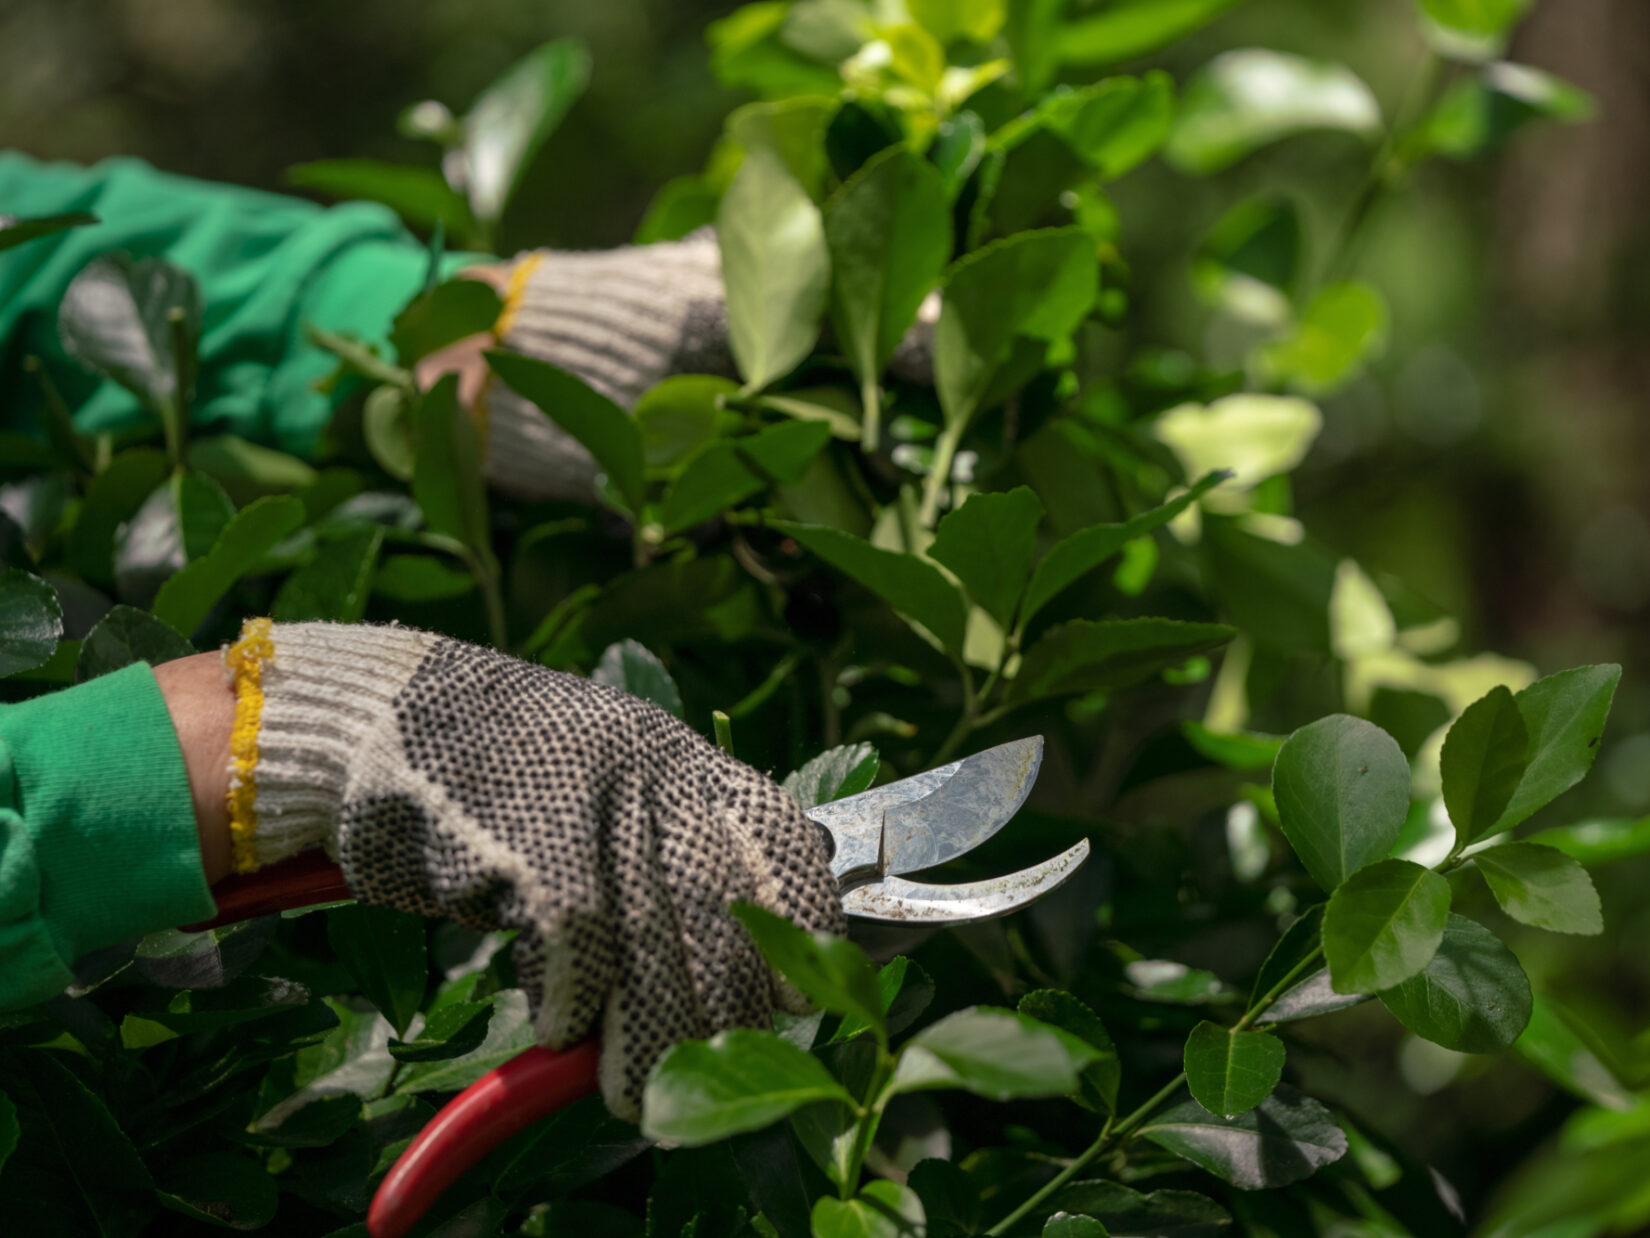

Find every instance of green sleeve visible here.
[0,151,484,455]
[0,663,215,1011]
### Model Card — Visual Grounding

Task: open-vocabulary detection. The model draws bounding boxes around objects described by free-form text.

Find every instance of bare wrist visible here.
[153,652,235,886]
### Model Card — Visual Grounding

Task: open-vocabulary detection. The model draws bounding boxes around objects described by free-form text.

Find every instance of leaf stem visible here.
[713,710,736,755]
[918,422,963,528]
[1234,943,1324,1031]
[860,375,883,454]
[840,1049,896,1197]
[929,658,978,767]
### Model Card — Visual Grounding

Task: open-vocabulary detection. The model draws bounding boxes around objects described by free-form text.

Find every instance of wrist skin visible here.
[153,652,235,886]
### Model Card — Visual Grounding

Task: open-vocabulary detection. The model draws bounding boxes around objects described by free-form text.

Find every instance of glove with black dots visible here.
[222,618,843,1119]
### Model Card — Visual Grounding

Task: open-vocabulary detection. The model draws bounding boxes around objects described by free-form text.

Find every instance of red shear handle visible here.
[183,852,355,931]
[368,1040,603,1238]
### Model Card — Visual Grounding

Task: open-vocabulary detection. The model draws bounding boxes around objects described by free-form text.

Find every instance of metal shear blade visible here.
[807,735,1086,924]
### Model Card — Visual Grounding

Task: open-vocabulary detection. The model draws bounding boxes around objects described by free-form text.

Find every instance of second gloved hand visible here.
[222,619,843,1119]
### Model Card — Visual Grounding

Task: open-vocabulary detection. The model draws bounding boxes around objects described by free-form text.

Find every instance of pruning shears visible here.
[194,736,1086,1238]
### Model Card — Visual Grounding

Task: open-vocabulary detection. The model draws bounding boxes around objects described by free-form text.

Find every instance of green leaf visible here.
[890,1007,1098,1100]
[1040,71,1177,179]
[396,989,535,1093]
[459,38,592,224]
[327,904,427,1038]
[909,1158,981,1238]
[782,743,881,810]
[1018,989,1121,1114]
[1484,664,1621,840]
[1044,1213,1110,1238]
[57,254,202,428]
[1138,1085,1347,1189]
[187,435,320,502]
[273,527,384,623]
[1378,913,1532,1052]
[151,496,307,636]
[287,160,476,235]
[1514,994,1633,1110]
[1419,0,1530,38]
[909,0,1003,44]
[823,145,951,399]
[929,487,1044,629]
[718,145,830,391]
[0,569,62,678]
[934,227,1098,428]
[642,1029,855,1145]
[171,469,236,560]
[777,522,967,654]
[635,376,741,475]
[0,1091,15,1175]
[1474,843,1602,935]
[1271,715,1411,893]
[833,955,934,1043]
[391,278,503,365]
[1193,195,1303,325]
[1021,471,1229,628]
[1007,618,1237,707]
[486,352,646,515]
[1416,63,1593,159]
[389,1000,495,1062]
[1056,0,1245,66]
[0,211,98,253]
[1183,1021,1285,1118]
[728,96,834,202]
[132,918,274,989]
[732,904,885,1038]
[1252,906,1365,1023]
[1322,859,1450,994]
[811,1181,926,1238]
[374,555,477,603]
[1047,1180,1231,1238]
[1258,281,1387,394]
[1165,49,1382,175]
[156,1151,279,1230]
[661,420,832,534]
[635,173,722,244]
[1441,684,1529,845]
[413,373,491,549]
[591,639,685,719]
[363,386,416,484]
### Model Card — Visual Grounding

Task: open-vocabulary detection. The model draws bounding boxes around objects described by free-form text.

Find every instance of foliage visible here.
[0,2,1631,1237]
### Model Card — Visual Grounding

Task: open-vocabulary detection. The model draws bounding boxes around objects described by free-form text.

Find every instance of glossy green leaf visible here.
[1057,0,1245,66]
[635,173,722,244]
[396,989,535,1093]
[248,996,389,1145]
[1483,664,1620,840]
[591,639,684,718]
[151,495,307,636]
[777,521,968,654]
[782,742,880,810]
[1021,471,1229,628]
[186,435,320,501]
[171,469,235,561]
[935,227,1098,428]
[1018,989,1121,1114]
[57,253,201,430]
[460,38,592,224]
[1514,994,1633,1111]
[0,211,98,253]
[1259,281,1387,393]
[391,278,502,365]
[1441,684,1529,845]
[132,918,274,989]
[1272,715,1411,892]
[1192,195,1302,324]
[811,1181,926,1238]
[1139,1085,1347,1189]
[1419,0,1530,38]
[413,372,492,550]
[1323,859,1450,994]
[1166,49,1382,175]
[1007,617,1237,706]
[1044,1213,1109,1238]
[1183,721,1285,771]
[1252,906,1365,1024]
[660,419,832,534]
[718,145,830,391]
[929,487,1044,629]
[287,159,476,235]
[1126,959,1236,1005]
[824,145,951,403]
[156,1151,279,1230]
[833,955,934,1043]
[635,375,740,474]
[1417,63,1593,159]
[1041,71,1176,179]
[733,904,885,1037]
[1183,1021,1285,1118]
[1474,842,1602,935]
[327,904,427,1038]
[0,569,63,678]
[389,1000,495,1062]
[642,1028,855,1144]
[273,527,384,623]
[1047,1179,1232,1238]
[1378,913,1532,1052]
[890,1007,1098,1100]
[374,554,477,602]
[487,351,647,515]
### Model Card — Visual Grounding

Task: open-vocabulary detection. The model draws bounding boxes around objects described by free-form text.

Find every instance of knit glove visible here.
[479,228,938,501]
[223,619,843,1119]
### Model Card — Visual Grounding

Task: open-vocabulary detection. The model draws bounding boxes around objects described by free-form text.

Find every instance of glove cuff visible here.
[480,230,731,501]
[222,619,439,875]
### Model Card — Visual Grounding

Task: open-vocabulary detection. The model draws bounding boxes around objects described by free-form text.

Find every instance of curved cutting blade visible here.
[839,839,1089,924]
[807,736,1044,885]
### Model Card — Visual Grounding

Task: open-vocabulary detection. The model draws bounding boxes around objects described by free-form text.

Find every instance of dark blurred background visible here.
[7,0,1650,1226]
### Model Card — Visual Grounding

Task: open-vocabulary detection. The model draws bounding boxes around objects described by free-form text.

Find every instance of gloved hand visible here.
[457,228,937,501]
[222,618,843,1119]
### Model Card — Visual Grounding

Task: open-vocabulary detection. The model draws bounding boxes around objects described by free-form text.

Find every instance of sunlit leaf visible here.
[0,570,62,678]
[783,743,880,810]
[1183,1022,1285,1117]
[733,904,885,1038]
[1272,715,1410,892]
[890,1007,1099,1099]
[287,160,476,236]
[459,38,592,225]
[929,487,1044,629]
[151,496,306,636]
[1139,1085,1346,1188]
[642,1029,855,1145]
[1057,0,1246,67]
[1474,843,1602,935]
[1322,859,1451,994]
